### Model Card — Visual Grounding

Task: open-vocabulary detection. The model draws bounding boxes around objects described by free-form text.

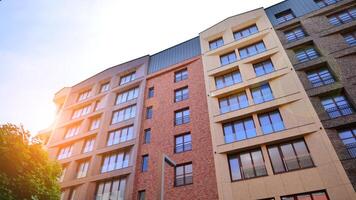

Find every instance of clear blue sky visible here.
[0,0,282,135]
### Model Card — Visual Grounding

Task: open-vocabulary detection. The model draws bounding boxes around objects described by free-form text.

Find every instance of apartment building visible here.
[133,38,218,200]
[44,1,356,200]
[46,56,149,200]
[266,0,356,190]
[200,7,355,200]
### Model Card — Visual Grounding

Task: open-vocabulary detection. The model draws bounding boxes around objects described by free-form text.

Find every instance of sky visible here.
[0,0,282,135]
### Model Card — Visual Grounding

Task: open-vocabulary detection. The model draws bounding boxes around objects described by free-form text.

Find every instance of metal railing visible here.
[283,154,313,171]
[95,191,125,200]
[325,104,353,118]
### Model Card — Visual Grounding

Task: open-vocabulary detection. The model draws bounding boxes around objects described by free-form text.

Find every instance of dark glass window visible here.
[295,47,319,63]
[223,117,256,143]
[219,91,249,113]
[175,163,193,186]
[175,133,192,153]
[215,71,242,89]
[321,94,354,118]
[175,87,189,102]
[268,140,314,174]
[338,128,356,158]
[144,129,151,144]
[258,110,285,134]
[328,7,356,26]
[239,41,266,59]
[220,51,237,66]
[228,149,267,181]
[233,25,259,40]
[148,87,154,98]
[281,190,329,200]
[253,59,275,76]
[209,38,224,50]
[285,27,306,42]
[175,108,190,125]
[138,190,145,200]
[174,69,188,82]
[315,0,340,8]
[146,107,153,119]
[275,9,295,24]
[251,83,274,104]
[141,155,149,172]
[307,68,335,87]
[343,31,356,46]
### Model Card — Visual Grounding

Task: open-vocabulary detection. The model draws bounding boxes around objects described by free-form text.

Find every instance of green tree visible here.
[0,124,62,200]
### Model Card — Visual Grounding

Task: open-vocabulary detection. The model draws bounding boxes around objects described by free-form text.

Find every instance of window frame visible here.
[275,9,296,24]
[107,125,134,146]
[338,128,356,158]
[209,37,224,50]
[306,68,335,88]
[258,110,285,135]
[267,139,315,174]
[281,190,329,200]
[233,24,259,41]
[174,108,190,126]
[294,46,320,63]
[321,94,354,119]
[174,132,192,153]
[227,148,268,181]
[253,59,275,77]
[215,70,242,89]
[238,41,266,59]
[141,155,149,172]
[223,117,256,143]
[174,69,188,82]
[220,51,238,66]
[328,7,356,26]
[119,72,136,85]
[342,31,356,46]
[174,86,189,102]
[148,87,154,98]
[284,26,306,42]
[100,82,110,93]
[144,128,151,144]
[174,162,193,187]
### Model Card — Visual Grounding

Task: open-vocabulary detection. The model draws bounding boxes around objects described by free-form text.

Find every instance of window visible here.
[144,129,151,144]
[233,24,259,40]
[209,37,224,50]
[146,107,153,119]
[307,68,335,87]
[96,178,126,200]
[116,87,139,105]
[239,41,266,59]
[175,133,192,153]
[94,99,105,111]
[268,140,314,173]
[175,87,189,102]
[175,108,190,125]
[141,155,149,172]
[338,128,356,158]
[254,59,275,76]
[223,117,256,143]
[111,105,136,124]
[68,187,76,200]
[148,87,154,98]
[219,91,249,113]
[220,51,237,66]
[295,47,319,62]
[100,82,110,93]
[83,138,95,153]
[281,190,329,200]
[101,151,130,173]
[59,166,67,182]
[78,90,91,102]
[321,94,353,118]
[120,72,136,85]
[175,163,192,186]
[72,105,91,119]
[57,145,73,160]
[89,117,101,131]
[228,149,267,181]
[285,27,306,42]
[77,160,89,178]
[275,9,295,24]
[343,31,356,46]
[64,125,80,139]
[138,190,146,200]
[215,71,242,89]
[107,125,134,146]
[258,110,285,134]
[175,69,188,82]
[328,7,356,26]
[251,83,274,104]
[315,0,340,8]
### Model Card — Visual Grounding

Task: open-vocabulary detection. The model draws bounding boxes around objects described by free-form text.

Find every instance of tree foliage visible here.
[0,124,61,200]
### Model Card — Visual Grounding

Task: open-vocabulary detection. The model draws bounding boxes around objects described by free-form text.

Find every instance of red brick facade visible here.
[133,56,218,200]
